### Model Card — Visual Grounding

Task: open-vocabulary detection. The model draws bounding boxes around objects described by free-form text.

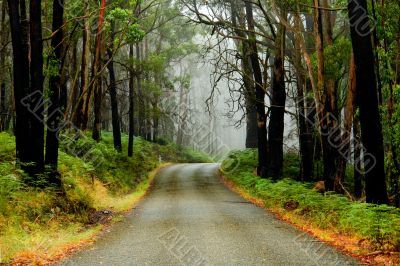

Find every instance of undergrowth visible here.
[0,132,210,263]
[222,149,400,252]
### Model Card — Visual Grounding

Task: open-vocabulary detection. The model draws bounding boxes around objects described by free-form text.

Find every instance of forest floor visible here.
[58,163,357,266]
[0,132,210,265]
[221,149,400,265]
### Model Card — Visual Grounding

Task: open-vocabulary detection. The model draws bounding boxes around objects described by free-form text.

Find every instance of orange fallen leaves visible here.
[11,238,95,266]
[220,174,400,266]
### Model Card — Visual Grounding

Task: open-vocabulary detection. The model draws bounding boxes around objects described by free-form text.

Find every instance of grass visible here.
[221,149,400,263]
[0,132,210,264]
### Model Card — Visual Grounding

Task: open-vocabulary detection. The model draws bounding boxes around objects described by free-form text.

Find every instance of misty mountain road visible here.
[58,163,359,266]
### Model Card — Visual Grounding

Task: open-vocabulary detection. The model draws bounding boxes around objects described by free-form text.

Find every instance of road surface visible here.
[58,163,359,266]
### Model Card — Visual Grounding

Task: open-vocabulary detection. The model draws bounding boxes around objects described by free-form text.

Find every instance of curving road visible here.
[58,164,359,266]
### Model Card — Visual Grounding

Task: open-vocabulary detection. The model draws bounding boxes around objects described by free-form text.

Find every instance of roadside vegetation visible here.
[0,132,209,264]
[221,150,400,264]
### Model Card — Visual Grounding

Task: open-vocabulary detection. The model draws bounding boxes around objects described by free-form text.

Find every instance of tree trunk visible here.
[67,39,79,120]
[92,78,103,141]
[353,116,363,198]
[107,48,122,152]
[74,2,91,130]
[176,80,187,146]
[245,2,268,177]
[244,55,258,150]
[8,0,30,171]
[0,0,7,131]
[293,11,316,180]
[230,0,258,149]
[347,0,388,204]
[312,0,338,191]
[45,0,65,185]
[136,43,145,138]
[267,13,286,180]
[29,0,45,177]
[8,0,46,178]
[128,44,135,157]
[295,78,314,180]
[92,0,107,142]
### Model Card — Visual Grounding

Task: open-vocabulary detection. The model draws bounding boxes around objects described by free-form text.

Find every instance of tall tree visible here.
[0,0,8,132]
[267,11,287,179]
[74,2,91,130]
[230,0,258,149]
[107,41,122,152]
[128,44,135,157]
[92,0,107,142]
[8,0,31,173]
[348,0,388,204]
[8,0,46,178]
[29,0,45,177]
[244,1,268,177]
[45,0,66,185]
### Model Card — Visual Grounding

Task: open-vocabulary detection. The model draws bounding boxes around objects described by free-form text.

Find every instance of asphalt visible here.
[57,163,360,266]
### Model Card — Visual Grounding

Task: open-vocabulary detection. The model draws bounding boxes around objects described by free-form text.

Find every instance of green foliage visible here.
[0,130,210,220]
[0,130,211,262]
[323,37,352,80]
[126,24,145,44]
[222,150,400,251]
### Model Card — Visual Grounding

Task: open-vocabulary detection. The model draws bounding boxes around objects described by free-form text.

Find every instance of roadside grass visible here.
[221,149,400,263]
[0,132,210,264]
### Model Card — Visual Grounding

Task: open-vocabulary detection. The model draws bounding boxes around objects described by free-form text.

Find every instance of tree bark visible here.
[107,48,122,152]
[293,11,316,180]
[353,116,363,198]
[45,0,65,185]
[292,42,314,181]
[0,0,7,131]
[230,0,258,149]
[245,1,268,177]
[136,43,145,138]
[7,0,31,173]
[29,0,45,177]
[347,0,388,204]
[128,44,135,157]
[92,0,107,142]
[67,38,79,120]
[267,13,286,180]
[74,2,91,130]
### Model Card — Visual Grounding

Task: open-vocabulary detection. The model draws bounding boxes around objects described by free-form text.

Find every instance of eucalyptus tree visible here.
[8,0,45,179]
[45,0,66,184]
[0,0,10,132]
[348,0,389,204]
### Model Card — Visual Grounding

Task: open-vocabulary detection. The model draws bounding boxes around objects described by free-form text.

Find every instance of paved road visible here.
[58,164,359,266]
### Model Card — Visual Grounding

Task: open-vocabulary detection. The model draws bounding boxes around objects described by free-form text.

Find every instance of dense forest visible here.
[2,0,398,203]
[0,0,399,264]
[2,0,203,178]
[185,0,399,205]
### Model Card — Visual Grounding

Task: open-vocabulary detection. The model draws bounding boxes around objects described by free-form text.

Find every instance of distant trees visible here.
[4,0,200,186]
[182,0,399,205]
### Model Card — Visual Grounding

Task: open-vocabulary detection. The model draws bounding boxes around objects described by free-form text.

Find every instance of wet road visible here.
[58,163,359,266]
